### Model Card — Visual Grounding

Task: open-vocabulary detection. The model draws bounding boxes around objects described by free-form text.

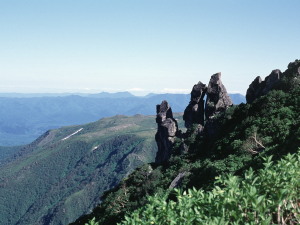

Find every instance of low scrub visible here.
[120,150,300,225]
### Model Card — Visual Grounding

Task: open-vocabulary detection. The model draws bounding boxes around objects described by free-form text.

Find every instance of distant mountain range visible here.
[0,91,136,98]
[0,92,245,146]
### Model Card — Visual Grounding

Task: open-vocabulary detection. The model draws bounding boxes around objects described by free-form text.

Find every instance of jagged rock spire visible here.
[183,81,207,129]
[205,73,233,119]
[155,101,178,164]
[205,73,233,138]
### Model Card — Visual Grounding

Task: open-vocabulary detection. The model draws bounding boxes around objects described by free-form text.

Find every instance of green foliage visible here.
[211,86,300,159]
[120,150,300,225]
[0,115,158,225]
[85,218,99,225]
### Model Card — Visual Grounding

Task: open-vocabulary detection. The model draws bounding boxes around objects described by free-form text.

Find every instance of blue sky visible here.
[0,0,299,95]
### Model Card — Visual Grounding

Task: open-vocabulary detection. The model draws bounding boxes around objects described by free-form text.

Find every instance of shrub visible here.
[120,150,300,225]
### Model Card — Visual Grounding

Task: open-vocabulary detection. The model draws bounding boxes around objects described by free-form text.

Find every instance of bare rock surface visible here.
[205,73,233,119]
[183,82,207,129]
[205,73,233,138]
[155,101,178,164]
[246,69,282,103]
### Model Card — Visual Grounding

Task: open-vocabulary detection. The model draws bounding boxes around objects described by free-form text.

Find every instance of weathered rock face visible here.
[183,82,207,129]
[155,101,178,164]
[246,69,282,104]
[246,76,263,104]
[288,60,300,75]
[205,73,233,138]
[155,73,234,162]
[285,60,300,88]
[264,69,282,93]
[205,73,233,119]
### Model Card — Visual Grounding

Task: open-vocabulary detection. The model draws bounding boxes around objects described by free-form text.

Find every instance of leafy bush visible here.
[120,150,300,225]
[85,218,99,225]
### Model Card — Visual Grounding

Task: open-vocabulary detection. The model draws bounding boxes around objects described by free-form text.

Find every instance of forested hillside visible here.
[0,114,168,225]
[73,60,300,225]
[0,146,21,164]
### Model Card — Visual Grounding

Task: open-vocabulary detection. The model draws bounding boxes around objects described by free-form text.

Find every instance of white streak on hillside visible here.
[91,145,100,151]
[61,128,83,141]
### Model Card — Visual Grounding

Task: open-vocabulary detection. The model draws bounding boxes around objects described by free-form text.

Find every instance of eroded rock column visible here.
[155,101,178,164]
[183,81,207,132]
[205,73,233,138]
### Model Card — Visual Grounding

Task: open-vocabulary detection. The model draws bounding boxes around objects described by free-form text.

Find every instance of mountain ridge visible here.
[0,93,244,146]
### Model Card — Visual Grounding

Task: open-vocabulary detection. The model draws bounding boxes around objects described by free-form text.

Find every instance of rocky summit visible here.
[155,101,178,164]
[155,73,233,164]
[205,73,233,138]
[183,81,207,129]
[246,69,282,103]
[205,73,233,120]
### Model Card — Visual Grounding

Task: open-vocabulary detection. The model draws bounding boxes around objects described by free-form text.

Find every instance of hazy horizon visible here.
[0,90,246,97]
[1,1,299,96]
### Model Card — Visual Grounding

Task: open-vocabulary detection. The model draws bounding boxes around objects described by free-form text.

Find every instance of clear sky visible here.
[0,0,299,96]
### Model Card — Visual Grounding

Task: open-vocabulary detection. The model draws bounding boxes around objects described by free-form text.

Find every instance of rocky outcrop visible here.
[205,73,233,119]
[265,69,282,93]
[205,73,233,138]
[245,76,263,104]
[287,60,300,75]
[246,69,282,103]
[282,60,300,89]
[168,172,189,189]
[183,82,207,130]
[155,101,178,164]
[155,73,233,162]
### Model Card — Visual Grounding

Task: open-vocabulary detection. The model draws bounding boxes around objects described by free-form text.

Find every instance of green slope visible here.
[0,146,21,164]
[74,60,300,225]
[0,114,160,225]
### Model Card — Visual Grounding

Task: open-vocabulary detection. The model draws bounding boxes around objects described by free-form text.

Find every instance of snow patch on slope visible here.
[61,128,83,141]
